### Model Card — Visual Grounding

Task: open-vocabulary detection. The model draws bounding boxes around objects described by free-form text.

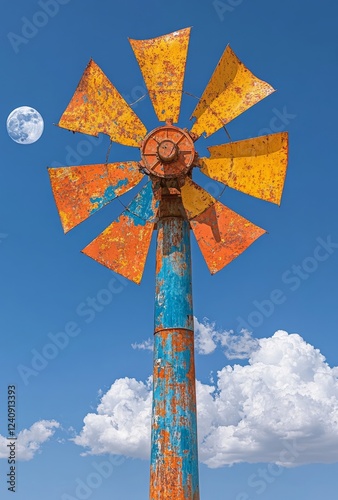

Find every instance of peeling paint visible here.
[82,182,158,284]
[189,201,266,274]
[190,45,275,138]
[48,162,143,233]
[201,132,288,205]
[58,59,147,147]
[90,178,129,212]
[151,214,199,499]
[129,28,191,124]
[155,218,193,332]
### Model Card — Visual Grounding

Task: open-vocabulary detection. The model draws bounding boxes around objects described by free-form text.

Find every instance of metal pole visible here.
[150,196,199,500]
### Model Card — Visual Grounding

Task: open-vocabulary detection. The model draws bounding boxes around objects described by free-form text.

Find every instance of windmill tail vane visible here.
[48,27,288,499]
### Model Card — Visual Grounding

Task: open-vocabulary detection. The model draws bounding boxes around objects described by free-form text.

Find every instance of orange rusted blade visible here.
[201,132,288,205]
[129,28,191,123]
[48,162,143,233]
[180,178,265,273]
[190,45,275,138]
[82,182,158,284]
[190,202,266,274]
[58,59,147,147]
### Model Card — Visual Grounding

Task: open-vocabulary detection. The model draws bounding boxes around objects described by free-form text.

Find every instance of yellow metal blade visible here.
[201,132,288,205]
[58,59,147,147]
[190,45,275,138]
[180,177,216,219]
[129,27,191,123]
[190,201,266,274]
[82,182,158,284]
[48,162,143,233]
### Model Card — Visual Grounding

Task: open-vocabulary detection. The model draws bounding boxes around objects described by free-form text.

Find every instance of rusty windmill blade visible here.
[180,177,266,273]
[58,59,147,147]
[48,162,144,233]
[82,182,158,285]
[190,201,266,274]
[200,132,289,205]
[190,45,275,138]
[129,27,191,124]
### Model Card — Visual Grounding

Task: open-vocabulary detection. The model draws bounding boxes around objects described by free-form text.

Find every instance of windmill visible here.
[48,28,288,500]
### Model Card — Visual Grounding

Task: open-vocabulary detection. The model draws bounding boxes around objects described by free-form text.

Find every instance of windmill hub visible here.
[140,124,196,179]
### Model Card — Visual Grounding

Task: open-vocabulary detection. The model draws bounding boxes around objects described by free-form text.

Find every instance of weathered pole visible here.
[150,194,199,500]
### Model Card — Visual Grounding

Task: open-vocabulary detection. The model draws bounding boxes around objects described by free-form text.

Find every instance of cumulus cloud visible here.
[74,378,152,458]
[0,420,60,461]
[194,317,218,355]
[194,317,259,359]
[74,331,338,467]
[198,331,338,467]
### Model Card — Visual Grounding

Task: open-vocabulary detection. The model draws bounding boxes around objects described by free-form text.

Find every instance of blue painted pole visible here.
[150,212,199,500]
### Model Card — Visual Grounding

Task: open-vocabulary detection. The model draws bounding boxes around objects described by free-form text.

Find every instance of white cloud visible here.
[194,317,259,359]
[131,338,153,351]
[73,377,152,458]
[0,420,60,461]
[199,331,338,467]
[73,331,338,467]
[194,317,218,355]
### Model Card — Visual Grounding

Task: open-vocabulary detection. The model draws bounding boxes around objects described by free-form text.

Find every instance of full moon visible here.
[6,106,44,145]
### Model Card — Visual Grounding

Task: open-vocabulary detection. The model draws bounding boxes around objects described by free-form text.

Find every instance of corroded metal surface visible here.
[58,59,147,147]
[129,28,191,123]
[151,329,199,500]
[82,182,158,284]
[48,162,143,232]
[189,201,266,274]
[180,177,216,219]
[151,216,199,499]
[155,217,193,332]
[201,132,288,205]
[190,45,275,138]
[180,177,265,273]
[141,124,196,179]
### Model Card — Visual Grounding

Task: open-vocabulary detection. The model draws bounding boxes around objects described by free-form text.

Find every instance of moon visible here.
[6,106,44,144]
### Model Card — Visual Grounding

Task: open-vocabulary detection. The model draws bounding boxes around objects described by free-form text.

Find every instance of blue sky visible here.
[1,0,338,498]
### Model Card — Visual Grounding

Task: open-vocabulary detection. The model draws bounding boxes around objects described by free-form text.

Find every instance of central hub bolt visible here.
[157,140,178,163]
